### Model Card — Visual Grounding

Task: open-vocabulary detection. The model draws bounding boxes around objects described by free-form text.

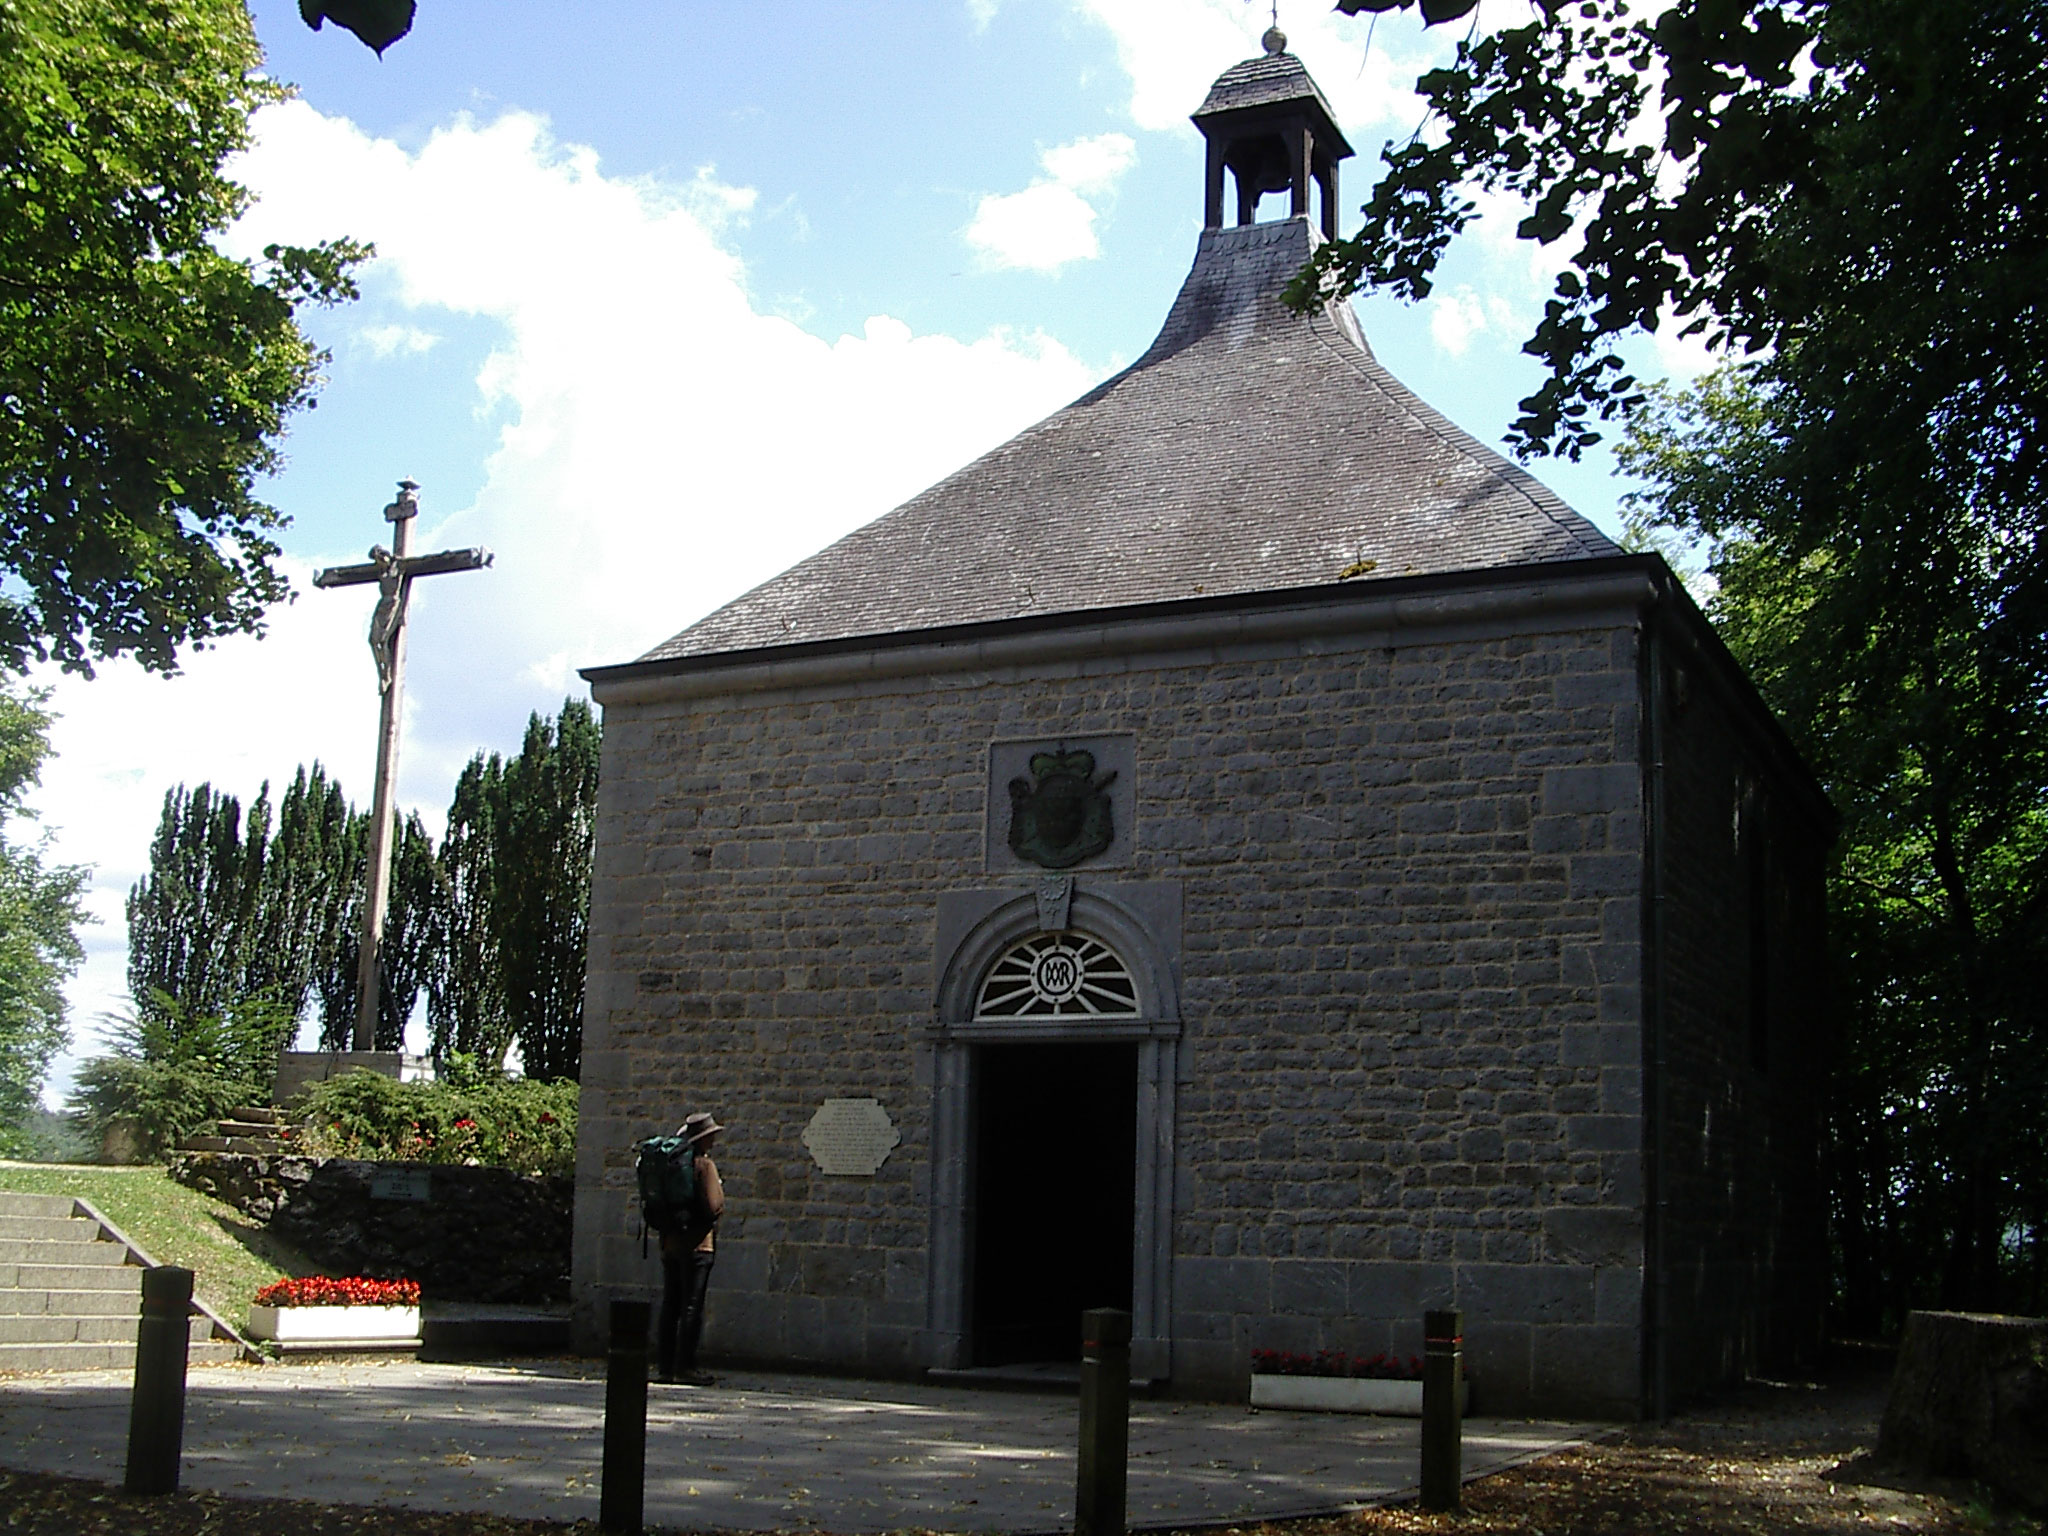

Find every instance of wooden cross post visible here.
[315,480,492,1052]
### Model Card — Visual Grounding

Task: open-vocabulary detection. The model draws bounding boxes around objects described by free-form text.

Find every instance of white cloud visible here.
[1041,133,1137,195]
[1428,289,1487,356]
[358,322,439,357]
[966,132,1136,272]
[1426,284,1521,356]
[33,99,1100,1102]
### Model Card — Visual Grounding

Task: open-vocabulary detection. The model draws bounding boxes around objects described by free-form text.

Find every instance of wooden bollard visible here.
[125,1265,194,1494]
[1419,1308,1463,1512]
[600,1297,650,1534]
[1075,1307,1131,1536]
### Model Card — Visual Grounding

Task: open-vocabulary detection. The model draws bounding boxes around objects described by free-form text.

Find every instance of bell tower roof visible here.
[1192,40,1353,236]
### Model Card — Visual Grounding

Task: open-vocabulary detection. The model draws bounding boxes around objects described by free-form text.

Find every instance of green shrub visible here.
[292,1068,576,1178]
[69,1057,252,1161]
[68,991,297,1161]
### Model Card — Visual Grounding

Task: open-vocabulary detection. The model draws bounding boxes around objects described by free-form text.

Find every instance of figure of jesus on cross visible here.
[316,480,492,1052]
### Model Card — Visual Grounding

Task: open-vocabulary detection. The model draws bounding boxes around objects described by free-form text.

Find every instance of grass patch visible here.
[0,1164,316,1329]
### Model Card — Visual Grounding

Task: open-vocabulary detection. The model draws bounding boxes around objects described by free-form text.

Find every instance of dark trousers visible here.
[658,1248,715,1377]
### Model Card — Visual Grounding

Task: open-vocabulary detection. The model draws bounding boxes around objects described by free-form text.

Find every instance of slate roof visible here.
[1193,51,1349,153]
[638,216,1619,666]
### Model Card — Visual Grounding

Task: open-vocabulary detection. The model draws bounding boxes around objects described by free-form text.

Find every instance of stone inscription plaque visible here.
[802,1098,901,1177]
[369,1167,431,1203]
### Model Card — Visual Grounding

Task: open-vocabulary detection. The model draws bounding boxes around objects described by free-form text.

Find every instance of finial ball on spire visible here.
[1262,24,1287,53]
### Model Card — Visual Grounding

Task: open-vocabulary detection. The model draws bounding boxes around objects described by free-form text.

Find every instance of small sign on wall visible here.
[802,1098,901,1177]
[368,1167,431,1203]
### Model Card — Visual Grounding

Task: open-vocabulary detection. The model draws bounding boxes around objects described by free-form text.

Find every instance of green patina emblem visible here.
[1008,749,1117,869]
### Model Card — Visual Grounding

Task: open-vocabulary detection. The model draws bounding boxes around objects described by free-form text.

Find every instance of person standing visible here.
[657,1111,725,1384]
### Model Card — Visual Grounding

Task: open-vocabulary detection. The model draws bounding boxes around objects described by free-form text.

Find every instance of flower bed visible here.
[248,1275,421,1348]
[254,1276,420,1309]
[1251,1347,1422,1379]
[1248,1348,1466,1416]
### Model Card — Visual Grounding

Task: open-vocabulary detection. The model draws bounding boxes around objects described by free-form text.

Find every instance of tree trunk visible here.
[1879,1310,2048,1510]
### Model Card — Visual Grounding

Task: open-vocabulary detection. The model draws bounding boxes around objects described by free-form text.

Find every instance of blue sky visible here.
[31,0,1707,1098]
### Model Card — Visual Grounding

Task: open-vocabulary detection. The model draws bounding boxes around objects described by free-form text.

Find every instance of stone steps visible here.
[0,1193,75,1220]
[0,1286,135,1317]
[175,1102,292,1156]
[176,1134,291,1154]
[0,1337,241,1372]
[0,1189,253,1373]
[0,1312,223,1345]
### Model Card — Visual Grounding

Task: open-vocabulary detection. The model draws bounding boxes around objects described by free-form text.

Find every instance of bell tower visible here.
[1192,28,1354,238]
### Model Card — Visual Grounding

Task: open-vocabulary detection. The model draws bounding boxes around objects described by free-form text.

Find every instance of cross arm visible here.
[397,547,494,579]
[313,547,494,588]
[313,560,383,589]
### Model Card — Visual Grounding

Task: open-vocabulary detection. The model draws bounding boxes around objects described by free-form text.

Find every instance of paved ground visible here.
[0,1359,1593,1532]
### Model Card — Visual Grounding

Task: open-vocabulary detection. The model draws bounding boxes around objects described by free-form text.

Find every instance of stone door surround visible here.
[928,880,1183,1377]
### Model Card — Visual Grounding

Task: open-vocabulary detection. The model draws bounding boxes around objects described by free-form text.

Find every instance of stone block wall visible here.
[1649,632,1831,1403]
[576,606,1651,1415]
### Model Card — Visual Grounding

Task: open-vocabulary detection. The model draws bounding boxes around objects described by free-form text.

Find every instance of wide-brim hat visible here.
[680,1112,725,1144]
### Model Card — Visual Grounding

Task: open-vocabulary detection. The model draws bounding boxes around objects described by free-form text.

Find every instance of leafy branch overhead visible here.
[299,0,416,56]
[1298,0,2003,463]
[0,0,369,677]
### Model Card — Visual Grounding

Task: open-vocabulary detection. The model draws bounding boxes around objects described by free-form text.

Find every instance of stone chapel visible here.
[572,41,1834,1418]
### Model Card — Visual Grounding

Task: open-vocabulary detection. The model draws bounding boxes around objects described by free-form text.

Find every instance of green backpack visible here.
[635,1134,700,1235]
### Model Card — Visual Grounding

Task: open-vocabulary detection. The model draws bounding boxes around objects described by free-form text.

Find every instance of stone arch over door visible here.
[927,881,1182,1377]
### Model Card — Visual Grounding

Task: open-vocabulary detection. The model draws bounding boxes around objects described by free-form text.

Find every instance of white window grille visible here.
[973,932,1140,1019]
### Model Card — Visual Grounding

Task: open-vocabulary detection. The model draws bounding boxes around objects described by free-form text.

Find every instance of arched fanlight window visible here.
[974,932,1140,1019]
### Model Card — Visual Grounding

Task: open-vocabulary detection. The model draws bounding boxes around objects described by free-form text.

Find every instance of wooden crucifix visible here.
[315,480,492,1052]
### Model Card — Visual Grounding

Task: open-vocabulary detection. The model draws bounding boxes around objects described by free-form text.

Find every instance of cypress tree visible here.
[126,783,270,1024]
[429,754,512,1067]
[314,809,439,1052]
[493,699,599,1081]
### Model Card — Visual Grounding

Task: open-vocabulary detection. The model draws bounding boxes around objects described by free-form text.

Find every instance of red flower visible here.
[254,1275,421,1308]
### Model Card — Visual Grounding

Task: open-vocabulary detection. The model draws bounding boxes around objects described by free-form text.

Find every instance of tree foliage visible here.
[297,0,414,56]
[313,810,435,1052]
[493,701,600,1082]
[126,766,435,1054]
[1622,366,2048,1320]
[125,699,599,1080]
[429,755,511,1067]
[0,0,368,676]
[425,699,600,1080]
[0,688,88,1156]
[125,782,268,1026]
[1302,0,2048,487]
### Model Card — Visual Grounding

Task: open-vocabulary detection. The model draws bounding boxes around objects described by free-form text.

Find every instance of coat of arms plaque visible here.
[1007,748,1117,869]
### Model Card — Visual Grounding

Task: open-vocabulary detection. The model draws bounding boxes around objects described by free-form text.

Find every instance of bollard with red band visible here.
[1075,1307,1131,1536]
[1419,1308,1464,1511]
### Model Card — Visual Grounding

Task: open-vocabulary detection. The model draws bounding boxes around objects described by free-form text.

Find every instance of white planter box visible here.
[248,1304,421,1343]
[1250,1374,1468,1416]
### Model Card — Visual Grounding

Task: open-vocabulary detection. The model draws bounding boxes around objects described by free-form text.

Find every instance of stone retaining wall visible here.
[174,1153,571,1304]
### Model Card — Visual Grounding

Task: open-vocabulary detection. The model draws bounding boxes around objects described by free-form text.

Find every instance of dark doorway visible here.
[971,1041,1138,1365]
